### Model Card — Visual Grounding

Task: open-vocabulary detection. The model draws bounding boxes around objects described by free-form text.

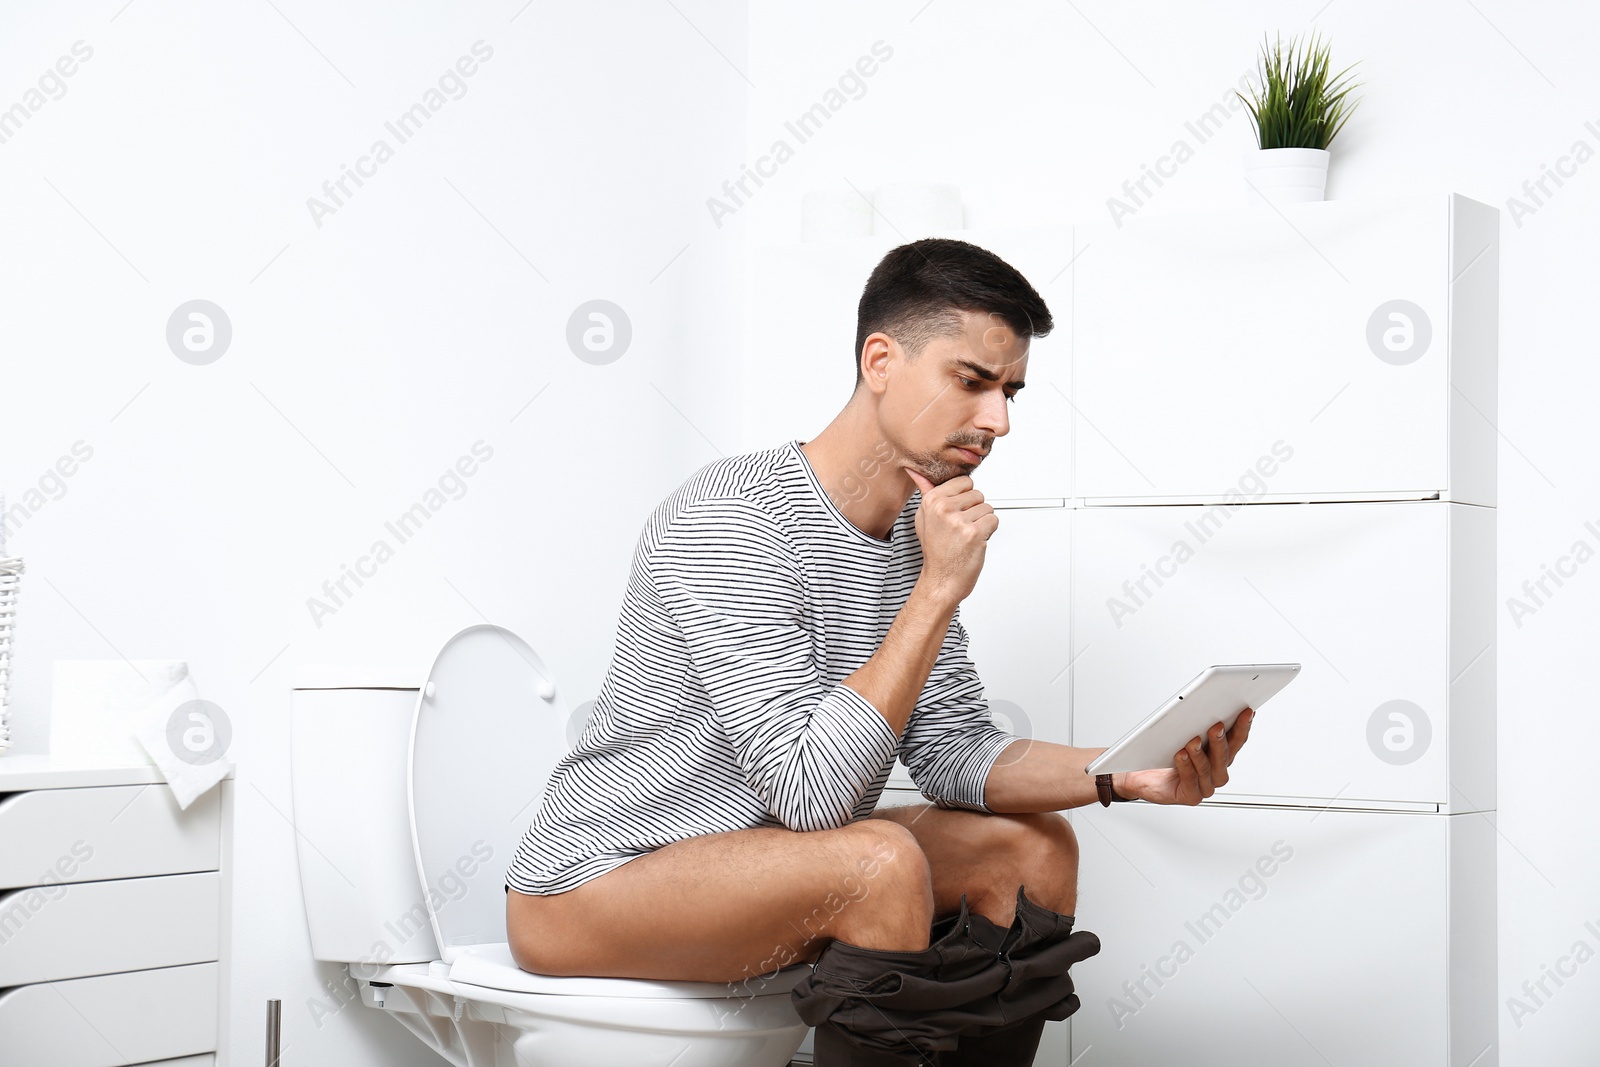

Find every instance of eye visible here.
[959,376,1018,403]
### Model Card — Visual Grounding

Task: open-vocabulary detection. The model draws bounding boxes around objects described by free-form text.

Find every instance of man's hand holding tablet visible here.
[1109,707,1256,806]
[1083,662,1301,806]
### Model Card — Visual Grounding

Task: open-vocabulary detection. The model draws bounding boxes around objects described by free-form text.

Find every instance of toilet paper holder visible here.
[266,998,281,1066]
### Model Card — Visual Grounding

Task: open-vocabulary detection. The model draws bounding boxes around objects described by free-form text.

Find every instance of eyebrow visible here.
[952,358,1026,392]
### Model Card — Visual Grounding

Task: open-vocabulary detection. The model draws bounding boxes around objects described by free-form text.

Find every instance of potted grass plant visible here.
[1236,30,1362,206]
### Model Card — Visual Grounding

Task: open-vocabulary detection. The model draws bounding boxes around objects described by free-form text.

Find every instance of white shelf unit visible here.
[1066,195,1496,1066]
[0,758,234,1067]
[746,193,1498,1067]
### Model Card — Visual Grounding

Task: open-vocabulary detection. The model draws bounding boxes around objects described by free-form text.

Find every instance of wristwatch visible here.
[1096,772,1133,806]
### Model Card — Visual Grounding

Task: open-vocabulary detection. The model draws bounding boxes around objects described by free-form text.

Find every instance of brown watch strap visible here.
[1096,772,1131,805]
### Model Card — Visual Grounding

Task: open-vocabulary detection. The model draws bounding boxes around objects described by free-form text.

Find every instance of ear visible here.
[858,332,898,397]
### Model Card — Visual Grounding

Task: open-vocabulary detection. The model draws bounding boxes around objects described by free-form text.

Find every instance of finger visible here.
[1189,735,1215,797]
[1208,719,1232,770]
[934,489,985,511]
[1221,710,1245,765]
[1175,743,1200,803]
[1207,722,1231,786]
[1229,707,1255,751]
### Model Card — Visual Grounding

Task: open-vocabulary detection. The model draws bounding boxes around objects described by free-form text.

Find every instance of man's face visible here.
[875,309,1028,486]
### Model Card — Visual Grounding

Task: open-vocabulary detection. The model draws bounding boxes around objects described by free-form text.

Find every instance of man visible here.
[505,237,1254,1065]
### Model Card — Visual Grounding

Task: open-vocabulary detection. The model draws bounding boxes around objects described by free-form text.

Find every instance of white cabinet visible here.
[1071,500,1495,811]
[1073,194,1498,506]
[1066,802,1496,1067]
[0,759,232,1066]
[1066,195,1498,1066]
[743,226,1076,502]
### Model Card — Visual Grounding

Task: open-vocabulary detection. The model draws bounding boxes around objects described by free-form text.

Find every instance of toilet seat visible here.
[448,942,813,999]
[363,953,812,1065]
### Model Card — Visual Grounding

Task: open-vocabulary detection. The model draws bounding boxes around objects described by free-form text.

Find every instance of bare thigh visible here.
[507,819,924,984]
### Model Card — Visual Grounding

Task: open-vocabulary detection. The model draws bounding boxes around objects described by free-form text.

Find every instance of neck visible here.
[799,404,914,542]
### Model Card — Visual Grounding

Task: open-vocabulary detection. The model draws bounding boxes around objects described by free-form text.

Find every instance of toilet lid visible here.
[409,624,571,963]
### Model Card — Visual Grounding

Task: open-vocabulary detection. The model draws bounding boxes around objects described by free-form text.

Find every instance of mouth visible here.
[951,446,985,464]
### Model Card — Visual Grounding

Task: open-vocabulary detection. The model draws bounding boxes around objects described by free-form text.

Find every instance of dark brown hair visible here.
[853,237,1053,388]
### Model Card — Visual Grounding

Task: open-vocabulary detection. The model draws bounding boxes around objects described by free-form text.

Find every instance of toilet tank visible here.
[290,670,440,967]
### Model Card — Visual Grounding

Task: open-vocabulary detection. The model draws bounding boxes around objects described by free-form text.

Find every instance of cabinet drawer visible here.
[0,784,219,889]
[1073,194,1496,504]
[1069,804,1493,1065]
[1072,500,1476,807]
[0,962,217,1067]
[0,871,219,986]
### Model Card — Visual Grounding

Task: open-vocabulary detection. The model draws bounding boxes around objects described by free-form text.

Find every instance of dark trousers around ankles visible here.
[789,884,1102,1066]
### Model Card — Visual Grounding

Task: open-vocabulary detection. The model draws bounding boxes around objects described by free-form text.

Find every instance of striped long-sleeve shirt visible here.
[505,438,1018,896]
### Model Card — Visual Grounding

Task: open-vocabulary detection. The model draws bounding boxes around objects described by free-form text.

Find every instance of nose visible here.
[974,388,1010,440]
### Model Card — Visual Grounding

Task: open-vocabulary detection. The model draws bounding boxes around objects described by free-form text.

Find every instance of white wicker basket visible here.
[0,555,21,754]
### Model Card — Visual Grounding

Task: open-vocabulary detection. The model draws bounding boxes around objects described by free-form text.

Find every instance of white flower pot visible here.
[1242,147,1329,207]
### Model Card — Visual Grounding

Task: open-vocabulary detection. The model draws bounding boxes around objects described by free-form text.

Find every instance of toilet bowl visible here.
[289,624,812,1067]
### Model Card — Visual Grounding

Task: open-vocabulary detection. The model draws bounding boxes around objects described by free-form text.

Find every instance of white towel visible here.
[132,672,231,810]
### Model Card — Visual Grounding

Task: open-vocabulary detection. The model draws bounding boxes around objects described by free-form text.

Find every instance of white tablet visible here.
[1083,663,1301,775]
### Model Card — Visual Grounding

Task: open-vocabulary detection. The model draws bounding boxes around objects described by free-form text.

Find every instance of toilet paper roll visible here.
[870,182,964,236]
[50,659,190,765]
[801,190,875,242]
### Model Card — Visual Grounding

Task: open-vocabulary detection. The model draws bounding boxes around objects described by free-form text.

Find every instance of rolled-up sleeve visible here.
[899,613,1018,813]
[651,497,901,832]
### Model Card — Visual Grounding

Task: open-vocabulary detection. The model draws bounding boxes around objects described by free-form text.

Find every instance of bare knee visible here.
[824,820,934,951]
[1015,810,1079,865]
[847,819,935,913]
[986,812,1080,916]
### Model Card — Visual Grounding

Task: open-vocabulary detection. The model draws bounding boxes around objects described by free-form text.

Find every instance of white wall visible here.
[3,0,1595,1063]
[0,1,746,1063]
[741,2,1599,1063]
